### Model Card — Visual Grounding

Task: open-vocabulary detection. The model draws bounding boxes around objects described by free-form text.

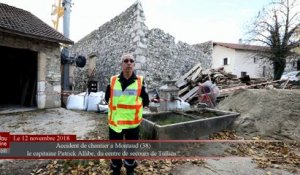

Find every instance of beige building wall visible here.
[0,32,62,109]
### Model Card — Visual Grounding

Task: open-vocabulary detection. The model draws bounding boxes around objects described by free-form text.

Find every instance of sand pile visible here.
[217,89,300,141]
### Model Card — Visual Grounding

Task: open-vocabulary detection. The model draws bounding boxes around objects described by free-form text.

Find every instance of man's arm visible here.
[104,85,110,104]
[141,80,149,107]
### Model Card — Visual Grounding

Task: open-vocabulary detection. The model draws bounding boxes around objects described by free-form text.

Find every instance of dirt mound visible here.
[217,89,300,141]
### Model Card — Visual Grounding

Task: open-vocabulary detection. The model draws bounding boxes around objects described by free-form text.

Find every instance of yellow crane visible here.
[51,0,64,30]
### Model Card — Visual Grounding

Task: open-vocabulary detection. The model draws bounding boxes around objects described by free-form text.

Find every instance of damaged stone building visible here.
[70,1,211,91]
[0,3,73,109]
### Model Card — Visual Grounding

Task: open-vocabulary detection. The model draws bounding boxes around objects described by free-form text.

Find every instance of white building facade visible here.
[212,42,272,78]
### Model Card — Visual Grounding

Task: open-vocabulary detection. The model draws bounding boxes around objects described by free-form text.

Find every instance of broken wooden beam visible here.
[181,86,199,101]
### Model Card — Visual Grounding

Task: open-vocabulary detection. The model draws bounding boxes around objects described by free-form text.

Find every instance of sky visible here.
[0,0,272,44]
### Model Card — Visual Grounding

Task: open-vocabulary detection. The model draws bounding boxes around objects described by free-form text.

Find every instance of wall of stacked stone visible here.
[131,2,149,77]
[145,28,212,89]
[70,2,147,91]
[194,41,214,55]
[70,1,212,91]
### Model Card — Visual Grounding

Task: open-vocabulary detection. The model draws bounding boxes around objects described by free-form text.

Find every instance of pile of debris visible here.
[175,63,298,105]
[175,63,242,104]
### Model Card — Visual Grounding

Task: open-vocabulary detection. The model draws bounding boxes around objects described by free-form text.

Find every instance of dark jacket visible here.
[105,72,149,107]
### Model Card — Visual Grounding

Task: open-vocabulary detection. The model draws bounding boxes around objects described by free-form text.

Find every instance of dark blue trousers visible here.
[109,126,139,171]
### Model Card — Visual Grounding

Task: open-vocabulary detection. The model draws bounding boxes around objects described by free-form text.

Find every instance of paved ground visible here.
[170,158,296,175]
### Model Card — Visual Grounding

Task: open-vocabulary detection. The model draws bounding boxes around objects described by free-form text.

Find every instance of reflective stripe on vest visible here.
[108,75,143,132]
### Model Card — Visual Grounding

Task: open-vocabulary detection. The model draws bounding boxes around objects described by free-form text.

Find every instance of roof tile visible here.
[0,3,73,44]
[214,42,269,52]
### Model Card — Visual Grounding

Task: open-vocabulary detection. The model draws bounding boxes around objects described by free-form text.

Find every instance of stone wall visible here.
[70,1,148,91]
[0,32,61,108]
[70,1,211,91]
[145,28,211,88]
[194,41,214,55]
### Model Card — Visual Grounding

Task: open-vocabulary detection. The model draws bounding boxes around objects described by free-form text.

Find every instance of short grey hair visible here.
[121,53,135,62]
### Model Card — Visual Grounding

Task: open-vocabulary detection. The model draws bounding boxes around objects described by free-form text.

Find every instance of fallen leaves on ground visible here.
[209,129,240,140]
[31,159,111,175]
[210,130,300,173]
[32,159,204,175]
[31,129,299,174]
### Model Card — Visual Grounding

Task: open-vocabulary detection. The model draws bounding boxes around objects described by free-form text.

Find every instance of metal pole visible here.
[62,0,72,90]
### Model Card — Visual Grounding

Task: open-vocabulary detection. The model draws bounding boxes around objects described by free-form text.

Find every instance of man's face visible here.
[121,56,135,74]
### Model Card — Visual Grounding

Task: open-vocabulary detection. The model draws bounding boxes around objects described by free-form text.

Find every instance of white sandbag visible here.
[166,101,179,111]
[98,104,108,113]
[164,98,190,111]
[178,100,191,110]
[175,98,190,111]
[86,92,100,111]
[66,92,88,110]
[87,92,105,112]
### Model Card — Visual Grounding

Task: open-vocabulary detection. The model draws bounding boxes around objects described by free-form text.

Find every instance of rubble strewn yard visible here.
[0,65,299,175]
[0,88,299,175]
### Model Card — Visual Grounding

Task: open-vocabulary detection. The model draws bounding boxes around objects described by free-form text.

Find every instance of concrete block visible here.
[37,94,46,109]
[54,85,61,93]
[38,52,47,81]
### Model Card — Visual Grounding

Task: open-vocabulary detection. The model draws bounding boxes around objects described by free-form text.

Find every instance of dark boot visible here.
[112,169,121,175]
[112,170,120,175]
[110,163,121,175]
[126,169,136,175]
[124,160,137,175]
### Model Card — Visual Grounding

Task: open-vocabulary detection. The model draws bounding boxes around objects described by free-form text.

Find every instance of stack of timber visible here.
[175,64,239,103]
[175,64,277,104]
[175,63,300,104]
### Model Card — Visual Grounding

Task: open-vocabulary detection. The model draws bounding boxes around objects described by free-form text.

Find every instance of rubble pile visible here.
[175,63,299,104]
[175,63,238,103]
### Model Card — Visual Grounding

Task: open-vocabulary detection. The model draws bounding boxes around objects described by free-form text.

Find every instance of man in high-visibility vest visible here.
[105,53,149,175]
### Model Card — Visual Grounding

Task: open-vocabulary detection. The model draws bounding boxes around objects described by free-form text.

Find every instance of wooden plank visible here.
[178,85,190,96]
[181,86,199,101]
[20,79,30,106]
[175,63,201,87]
[181,63,201,80]
[30,79,37,106]
[187,92,199,102]
[282,79,290,89]
[190,67,202,82]
[175,79,188,88]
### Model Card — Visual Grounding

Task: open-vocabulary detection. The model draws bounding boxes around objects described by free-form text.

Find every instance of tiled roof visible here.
[0,3,73,44]
[214,42,269,52]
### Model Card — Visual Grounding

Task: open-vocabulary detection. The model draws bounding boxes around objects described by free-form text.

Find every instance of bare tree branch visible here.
[245,0,300,80]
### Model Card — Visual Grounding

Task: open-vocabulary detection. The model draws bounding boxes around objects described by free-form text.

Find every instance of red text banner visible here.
[0,132,10,148]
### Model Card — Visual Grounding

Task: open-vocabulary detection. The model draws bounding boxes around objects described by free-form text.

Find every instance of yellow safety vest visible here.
[108,75,143,133]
